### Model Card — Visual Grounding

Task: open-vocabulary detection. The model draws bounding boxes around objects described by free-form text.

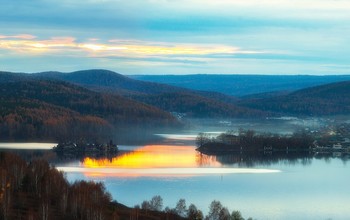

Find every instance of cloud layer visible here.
[0,0,349,74]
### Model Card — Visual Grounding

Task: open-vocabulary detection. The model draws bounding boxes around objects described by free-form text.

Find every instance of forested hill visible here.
[35,69,188,95]
[131,74,350,96]
[0,78,178,141]
[34,69,266,118]
[35,69,238,102]
[3,70,350,122]
[239,81,350,115]
[133,92,268,118]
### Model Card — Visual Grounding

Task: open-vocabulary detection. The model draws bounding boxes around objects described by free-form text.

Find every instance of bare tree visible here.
[231,210,245,220]
[175,198,187,217]
[206,200,223,220]
[188,204,203,220]
[196,133,210,147]
[219,207,230,220]
[149,195,163,211]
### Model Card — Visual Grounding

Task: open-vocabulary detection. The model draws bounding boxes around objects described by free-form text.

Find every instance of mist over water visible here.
[1,118,349,219]
[0,143,56,150]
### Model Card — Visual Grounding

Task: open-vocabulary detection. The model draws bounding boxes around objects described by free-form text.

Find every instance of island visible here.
[53,140,118,158]
[196,125,350,156]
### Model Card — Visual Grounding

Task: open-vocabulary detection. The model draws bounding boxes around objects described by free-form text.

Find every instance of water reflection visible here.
[213,152,314,167]
[79,145,283,177]
[82,145,219,168]
[0,142,56,150]
[79,144,350,178]
[203,151,350,167]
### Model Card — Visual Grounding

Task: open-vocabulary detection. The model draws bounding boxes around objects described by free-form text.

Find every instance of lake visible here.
[1,126,349,219]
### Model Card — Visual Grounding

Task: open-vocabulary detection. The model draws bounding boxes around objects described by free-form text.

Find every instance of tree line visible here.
[0,80,179,142]
[0,152,111,220]
[196,129,313,154]
[137,195,253,220]
[0,152,255,220]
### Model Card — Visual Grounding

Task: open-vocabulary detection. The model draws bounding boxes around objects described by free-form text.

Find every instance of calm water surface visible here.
[57,134,350,220]
[1,131,349,220]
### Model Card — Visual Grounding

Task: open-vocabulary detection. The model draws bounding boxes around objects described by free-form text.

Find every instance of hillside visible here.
[0,78,178,141]
[0,152,186,220]
[34,69,268,118]
[239,81,350,116]
[131,74,350,96]
[133,92,268,118]
[35,69,187,95]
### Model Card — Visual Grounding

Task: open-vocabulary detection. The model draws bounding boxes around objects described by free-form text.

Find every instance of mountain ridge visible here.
[131,74,350,96]
[32,69,267,118]
[239,80,350,116]
[0,77,179,141]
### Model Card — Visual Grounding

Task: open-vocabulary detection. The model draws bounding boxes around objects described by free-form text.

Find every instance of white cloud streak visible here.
[0,35,265,58]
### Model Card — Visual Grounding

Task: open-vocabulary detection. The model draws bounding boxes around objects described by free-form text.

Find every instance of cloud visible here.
[0,0,349,75]
[0,34,36,39]
[0,35,264,58]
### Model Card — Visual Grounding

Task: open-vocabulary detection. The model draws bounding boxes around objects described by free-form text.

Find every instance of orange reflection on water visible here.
[83,145,220,169]
[81,145,221,177]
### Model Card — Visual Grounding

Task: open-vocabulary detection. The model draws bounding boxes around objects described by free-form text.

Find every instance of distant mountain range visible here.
[1,69,349,141]
[32,69,267,118]
[131,74,350,97]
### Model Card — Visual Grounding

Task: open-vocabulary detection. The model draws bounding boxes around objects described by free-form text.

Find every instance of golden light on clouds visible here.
[0,34,36,40]
[0,35,263,58]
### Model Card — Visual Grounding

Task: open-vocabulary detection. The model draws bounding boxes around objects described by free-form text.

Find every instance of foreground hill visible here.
[34,69,267,118]
[0,152,186,220]
[0,78,178,141]
[239,81,350,116]
[132,74,350,96]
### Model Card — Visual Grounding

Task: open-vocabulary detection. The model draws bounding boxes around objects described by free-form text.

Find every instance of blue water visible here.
[2,134,349,220]
[61,140,350,220]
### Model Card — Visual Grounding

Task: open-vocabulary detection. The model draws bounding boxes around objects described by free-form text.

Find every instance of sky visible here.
[0,0,350,75]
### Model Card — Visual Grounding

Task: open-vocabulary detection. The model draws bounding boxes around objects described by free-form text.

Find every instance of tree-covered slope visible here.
[0,79,178,141]
[35,69,187,95]
[35,70,267,118]
[239,81,350,115]
[131,74,350,96]
[133,92,269,118]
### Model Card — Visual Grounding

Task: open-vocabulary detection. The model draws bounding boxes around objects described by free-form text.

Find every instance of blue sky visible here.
[0,0,349,75]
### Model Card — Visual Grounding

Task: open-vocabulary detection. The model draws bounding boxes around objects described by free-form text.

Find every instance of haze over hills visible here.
[0,77,178,141]
[35,69,187,95]
[239,80,350,116]
[33,69,265,118]
[1,69,350,142]
[133,92,267,118]
[33,69,350,117]
[131,74,350,97]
